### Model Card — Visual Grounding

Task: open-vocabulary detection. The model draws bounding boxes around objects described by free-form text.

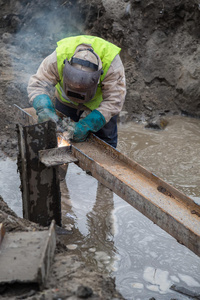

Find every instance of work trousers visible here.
[55,99,118,148]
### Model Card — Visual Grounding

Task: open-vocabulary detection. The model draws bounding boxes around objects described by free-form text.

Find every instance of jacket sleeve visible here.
[27,51,60,104]
[96,54,126,123]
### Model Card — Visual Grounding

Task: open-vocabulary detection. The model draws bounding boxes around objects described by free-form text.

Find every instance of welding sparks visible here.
[57,135,71,147]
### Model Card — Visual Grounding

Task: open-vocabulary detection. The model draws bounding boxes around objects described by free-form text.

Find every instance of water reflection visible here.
[60,170,117,274]
[0,157,22,217]
[86,182,116,271]
[118,115,200,205]
[113,197,200,299]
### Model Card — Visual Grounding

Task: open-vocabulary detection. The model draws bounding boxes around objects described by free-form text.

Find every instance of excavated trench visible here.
[1,0,200,299]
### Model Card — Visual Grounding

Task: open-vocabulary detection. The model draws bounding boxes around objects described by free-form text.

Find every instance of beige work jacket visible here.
[27,50,126,123]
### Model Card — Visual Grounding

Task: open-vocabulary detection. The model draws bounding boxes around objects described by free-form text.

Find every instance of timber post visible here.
[17,120,61,227]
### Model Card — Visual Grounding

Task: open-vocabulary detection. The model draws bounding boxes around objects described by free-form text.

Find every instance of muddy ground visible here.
[0,0,200,299]
[0,195,124,300]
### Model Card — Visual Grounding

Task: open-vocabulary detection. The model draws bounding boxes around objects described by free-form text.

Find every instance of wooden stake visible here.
[0,223,5,246]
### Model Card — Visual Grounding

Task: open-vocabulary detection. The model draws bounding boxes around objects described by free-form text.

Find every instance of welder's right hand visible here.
[33,94,60,123]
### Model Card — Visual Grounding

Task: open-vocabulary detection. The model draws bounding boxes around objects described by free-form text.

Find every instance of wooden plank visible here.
[0,223,5,246]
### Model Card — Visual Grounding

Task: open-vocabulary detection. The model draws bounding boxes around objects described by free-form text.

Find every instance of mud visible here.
[0,194,124,300]
[0,0,200,299]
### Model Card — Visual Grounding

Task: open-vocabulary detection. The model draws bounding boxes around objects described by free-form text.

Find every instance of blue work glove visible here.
[72,110,106,142]
[33,94,60,123]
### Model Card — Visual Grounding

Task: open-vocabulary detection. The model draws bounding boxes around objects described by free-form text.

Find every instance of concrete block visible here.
[0,221,56,288]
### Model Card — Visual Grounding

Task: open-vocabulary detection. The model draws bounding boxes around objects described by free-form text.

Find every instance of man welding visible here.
[27,35,126,148]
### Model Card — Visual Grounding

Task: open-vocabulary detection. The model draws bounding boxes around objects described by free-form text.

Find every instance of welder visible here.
[27,35,126,148]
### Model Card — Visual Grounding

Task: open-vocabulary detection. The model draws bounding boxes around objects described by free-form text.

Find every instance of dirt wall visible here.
[91,0,200,120]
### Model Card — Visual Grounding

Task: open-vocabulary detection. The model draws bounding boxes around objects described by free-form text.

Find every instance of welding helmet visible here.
[63,48,103,103]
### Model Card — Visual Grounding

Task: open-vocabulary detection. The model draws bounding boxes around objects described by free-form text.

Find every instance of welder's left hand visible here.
[72,110,106,142]
[33,94,62,124]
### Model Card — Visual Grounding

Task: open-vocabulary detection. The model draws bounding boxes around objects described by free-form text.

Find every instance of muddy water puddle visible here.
[0,157,22,217]
[1,115,200,300]
[117,115,200,206]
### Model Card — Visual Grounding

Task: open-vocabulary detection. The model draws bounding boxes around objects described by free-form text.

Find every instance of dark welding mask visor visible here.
[63,60,103,104]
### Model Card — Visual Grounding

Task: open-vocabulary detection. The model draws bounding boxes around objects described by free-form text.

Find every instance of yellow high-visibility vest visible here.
[55,35,121,110]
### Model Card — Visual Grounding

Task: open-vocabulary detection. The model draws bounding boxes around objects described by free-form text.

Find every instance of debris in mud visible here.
[76,285,93,298]
[170,284,200,299]
[145,117,169,130]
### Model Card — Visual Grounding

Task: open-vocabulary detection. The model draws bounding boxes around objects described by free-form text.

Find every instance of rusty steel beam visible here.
[17,121,61,226]
[37,134,200,257]
[14,104,37,126]
[39,146,78,167]
[70,136,200,257]
[15,106,200,257]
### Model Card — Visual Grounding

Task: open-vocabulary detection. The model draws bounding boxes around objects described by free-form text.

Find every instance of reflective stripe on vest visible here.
[55,35,121,111]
